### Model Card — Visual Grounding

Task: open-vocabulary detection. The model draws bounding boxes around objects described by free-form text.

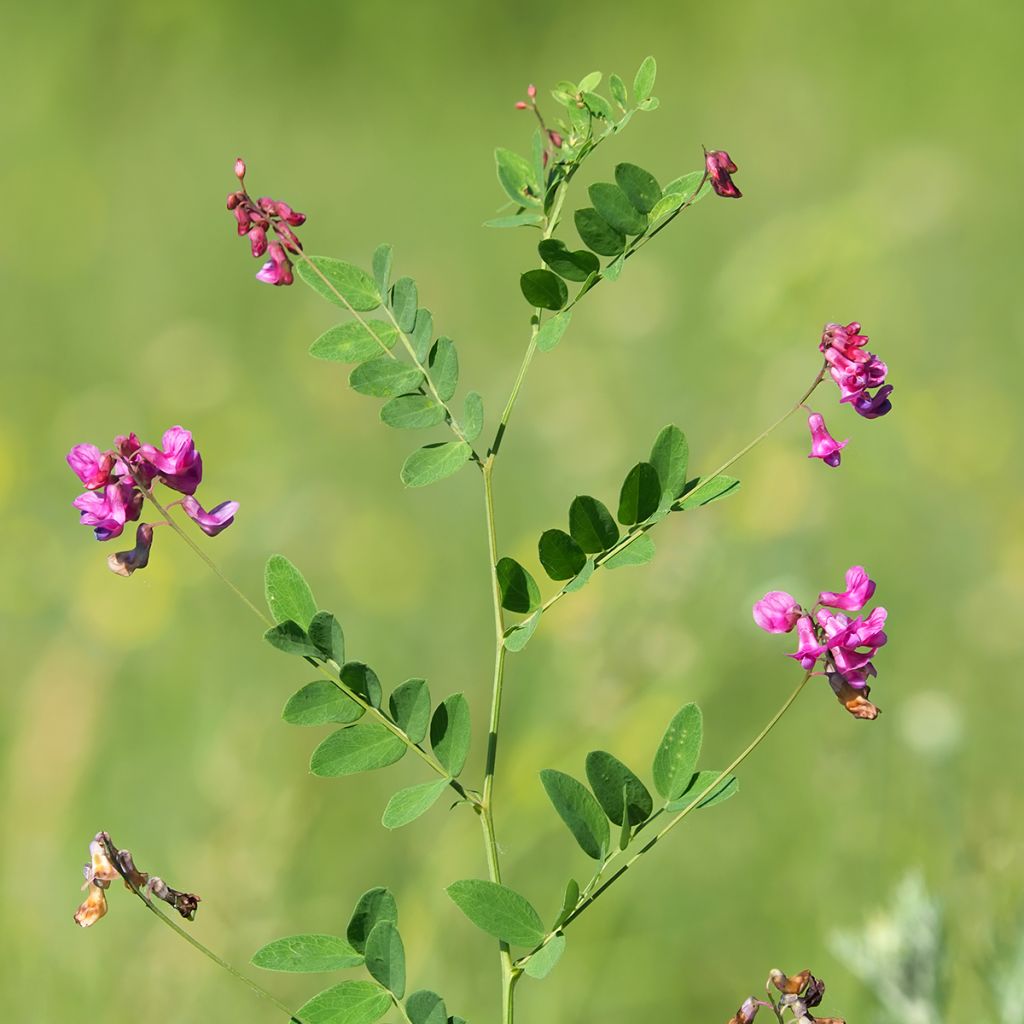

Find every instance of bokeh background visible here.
[3,1,1023,1020]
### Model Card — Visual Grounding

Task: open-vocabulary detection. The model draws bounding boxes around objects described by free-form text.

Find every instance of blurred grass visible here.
[2,0,1023,1020]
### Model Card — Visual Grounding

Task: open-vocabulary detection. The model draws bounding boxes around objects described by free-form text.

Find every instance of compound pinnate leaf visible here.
[381,779,449,830]
[251,933,363,973]
[536,310,572,353]
[310,723,406,778]
[430,694,470,777]
[614,163,662,214]
[265,554,318,629]
[400,442,472,487]
[652,703,704,800]
[347,888,398,954]
[447,880,546,946]
[310,321,400,364]
[538,529,587,581]
[588,183,647,236]
[574,208,625,257]
[538,239,601,282]
[283,681,363,727]
[364,920,405,997]
[349,358,424,398]
[617,462,661,525]
[584,750,654,826]
[388,678,431,743]
[568,495,619,553]
[296,980,392,1024]
[496,557,541,614]
[540,768,610,860]
[297,257,382,312]
[520,269,568,310]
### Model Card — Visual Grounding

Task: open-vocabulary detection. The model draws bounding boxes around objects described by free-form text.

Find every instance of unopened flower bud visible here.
[515,101,529,110]
[527,83,537,99]
[548,130,564,148]
[226,191,240,210]
[705,148,742,198]
[248,226,268,258]
[234,157,246,180]
[233,206,251,235]
[753,591,802,633]
[275,222,302,253]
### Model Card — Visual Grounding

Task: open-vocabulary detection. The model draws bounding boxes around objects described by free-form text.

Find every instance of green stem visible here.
[516,672,813,969]
[536,365,828,622]
[122,876,305,1023]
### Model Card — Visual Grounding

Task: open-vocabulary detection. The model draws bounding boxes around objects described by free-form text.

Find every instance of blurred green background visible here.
[3,0,1023,1020]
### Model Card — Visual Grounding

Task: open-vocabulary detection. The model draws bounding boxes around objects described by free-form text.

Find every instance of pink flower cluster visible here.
[704,149,742,198]
[226,158,306,286]
[67,426,238,576]
[753,566,888,720]
[804,320,892,469]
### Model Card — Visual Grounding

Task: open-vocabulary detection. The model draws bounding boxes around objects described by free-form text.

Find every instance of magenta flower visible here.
[819,320,893,419]
[788,615,826,670]
[67,444,115,490]
[752,590,802,633]
[754,566,888,718]
[73,482,141,541]
[704,148,742,198]
[226,159,304,286]
[139,426,203,495]
[181,495,239,537]
[107,523,155,577]
[818,565,876,611]
[806,412,848,468]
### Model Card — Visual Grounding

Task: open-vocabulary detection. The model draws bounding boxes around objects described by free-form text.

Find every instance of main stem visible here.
[480,459,518,1021]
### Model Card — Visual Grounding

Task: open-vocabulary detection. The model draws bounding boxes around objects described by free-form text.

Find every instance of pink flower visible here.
[181,495,239,536]
[787,615,826,670]
[67,444,115,490]
[256,242,294,286]
[851,384,893,419]
[753,591,802,633]
[273,201,306,226]
[819,320,893,418]
[248,226,268,258]
[107,523,155,577]
[73,482,142,541]
[820,322,870,363]
[234,157,246,180]
[806,412,848,467]
[818,565,876,611]
[704,149,742,198]
[139,426,203,495]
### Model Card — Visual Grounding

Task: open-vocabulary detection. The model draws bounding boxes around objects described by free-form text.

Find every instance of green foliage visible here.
[382,779,450,829]
[400,442,472,487]
[411,308,434,363]
[503,611,540,652]
[364,920,406,997]
[349,358,424,398]
[588,183,647,236]
[447,880,546,946]
[568,496,619,553]
[430,694,471,776]
[265,554,318,629]
[495,148,541,208]
[390,277,418,333]
[310,723,407,777]
[652,703,704,801]
[372,243,393,297]
[428,338,459,402]
[251,934,364,973]
[297,256,382,312]
[283,681,364,726]
[296,980,392,1024]
[633,56,657,102]
[310,321,400,363]
[484,212,545,229]
[536,310,572,353]
[380,394,446,430]
[617,462,661,525]
[584,750,653,826]
[347,888,399,954]
[340,662,383,707]
[520,269,568,310]
[665,771,739,811]
[523,934,566,980]
[603,533,655,569]
[574,208,625,256]
[388,678,431,743]
[496,557,541,614]
[649,425,689,507]
[309,611,345,662]
[538,240,600,282]
[462,391,484,440]
[406,991,448,1024]
[540,768,610,860]
[538,529,587,580]
[263,620,321,657]
[554,879,580,928]
[677,475,741,509]
[614,163,661,214]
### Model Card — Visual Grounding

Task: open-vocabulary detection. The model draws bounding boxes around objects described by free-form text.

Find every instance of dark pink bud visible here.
[515,101,529,110]
[275,222,302,253]
[704,148,742,198]
[753,591,802,633]
[226,191,241,210]
[806,412,848,467]
[258,196,276,213]
[107,523,155,577]
[274,201,306,226]
[181,495,239,536]
[527,83,537,99]
[548,130,564,148]
[234,157,246,180]
[233,206,251,236]
[248,226,268,258]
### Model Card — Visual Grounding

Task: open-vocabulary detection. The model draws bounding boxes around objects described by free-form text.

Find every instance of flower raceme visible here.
[226,158,306,286]
[66,426,237,576]
[820,321,893,419]
[752,566,887,719]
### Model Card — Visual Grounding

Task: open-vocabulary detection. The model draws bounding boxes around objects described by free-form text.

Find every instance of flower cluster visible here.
[226,158,306,286]
[705,148,742,198]
[726,968,845,1023]
[753,566,887,720]
[75,832,200,928]
[67,426,238,576]
[804,320,892,469]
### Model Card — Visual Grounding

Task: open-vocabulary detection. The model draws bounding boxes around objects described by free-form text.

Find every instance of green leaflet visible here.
[309,723,407,777]
[381,779,449,829]
[496,556,541,614]
[297,256,382,312]
[520,269,568,310]
[540,768,609,860]
[347,888,398,953]
[614,163,662,214]
[310,321,400,364]
[295,980,391,1024]
[585,750,653,826]
[283,681,363,727]
[568,495,619,553]
[430,694,471,777]
[251,933,363,973]
[447,879,546,946]
[364,920,405,997]
[588,183,647,236]
[264,554,318,629]
[388,678,431,743]
[400,442,472,487]
[652,703,704,801]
